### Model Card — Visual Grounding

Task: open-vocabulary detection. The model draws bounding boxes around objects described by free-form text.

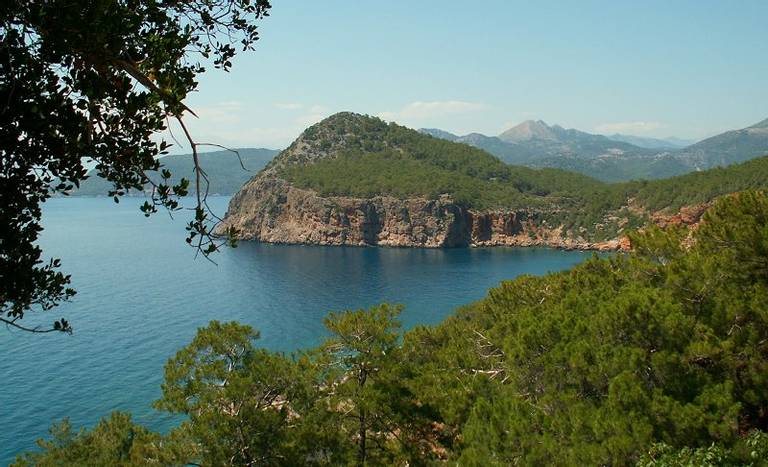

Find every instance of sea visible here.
[0,196,594,464]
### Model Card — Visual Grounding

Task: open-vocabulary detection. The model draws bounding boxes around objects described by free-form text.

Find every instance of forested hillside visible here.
[279,113,604,210]
[628,156,768,210]
[274,113,768,241]
[18,191,768,465]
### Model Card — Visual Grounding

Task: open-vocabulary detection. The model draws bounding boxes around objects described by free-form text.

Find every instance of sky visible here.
[169,0,768,152]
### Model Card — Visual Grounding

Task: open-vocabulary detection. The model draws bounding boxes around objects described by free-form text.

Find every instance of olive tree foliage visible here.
[0,0,271,334]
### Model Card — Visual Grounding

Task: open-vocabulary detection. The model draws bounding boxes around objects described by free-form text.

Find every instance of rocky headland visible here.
[218,113,726,252]
[223,178,628,251]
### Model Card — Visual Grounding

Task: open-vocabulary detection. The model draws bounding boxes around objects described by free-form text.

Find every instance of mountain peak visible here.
[498,119,557,142]
[300,112,387,141]
[312,111,371,127]
[266,112,390,170]
[748,118,768,129]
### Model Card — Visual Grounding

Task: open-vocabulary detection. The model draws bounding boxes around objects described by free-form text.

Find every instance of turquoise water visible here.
[0,197,592,463]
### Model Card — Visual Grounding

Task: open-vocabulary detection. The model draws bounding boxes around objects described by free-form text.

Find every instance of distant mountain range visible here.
[73,148,279,196]
[672,118,768,168]
[605,134,695,149]
[420,118,768,182]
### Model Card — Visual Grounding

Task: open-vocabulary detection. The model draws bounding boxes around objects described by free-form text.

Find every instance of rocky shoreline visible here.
[219,177,629,252]
[216,113,714,253]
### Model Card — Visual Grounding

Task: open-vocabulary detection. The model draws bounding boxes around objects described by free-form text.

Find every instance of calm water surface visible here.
[0,197,593,463]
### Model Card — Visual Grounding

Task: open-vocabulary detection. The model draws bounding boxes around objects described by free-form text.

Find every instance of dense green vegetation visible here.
[285,149,538,208]
[280,114,635,240]
[278,113,768,241]
[281,113,605,210]
[405,191,768,464]
[18,191,768,465]
[627,156,768,211]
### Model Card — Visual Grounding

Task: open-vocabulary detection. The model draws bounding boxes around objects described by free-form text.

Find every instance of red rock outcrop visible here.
[651,202,710,229]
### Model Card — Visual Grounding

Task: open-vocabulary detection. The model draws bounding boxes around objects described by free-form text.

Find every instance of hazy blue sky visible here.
[171,0,768,151]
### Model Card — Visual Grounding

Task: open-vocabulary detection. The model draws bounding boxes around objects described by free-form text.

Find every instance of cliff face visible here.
[218,112,717,252]
[221,176,624,251]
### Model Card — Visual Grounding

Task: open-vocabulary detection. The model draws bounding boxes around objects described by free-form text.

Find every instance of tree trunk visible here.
[358,409,366,466]
[358,367,368,465]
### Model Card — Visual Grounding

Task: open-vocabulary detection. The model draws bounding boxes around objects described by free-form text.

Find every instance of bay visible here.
[0,197,592,463]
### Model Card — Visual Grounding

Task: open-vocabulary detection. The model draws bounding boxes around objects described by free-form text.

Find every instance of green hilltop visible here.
[277,112,768,240]
[280,112,603,210]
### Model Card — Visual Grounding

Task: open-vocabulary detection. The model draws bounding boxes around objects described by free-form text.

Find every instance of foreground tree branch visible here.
[0,316,71,334]
[0,0,271,334]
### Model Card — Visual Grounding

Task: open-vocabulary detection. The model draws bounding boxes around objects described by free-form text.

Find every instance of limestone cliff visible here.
[218,112,712,252]
[221,176,625,251]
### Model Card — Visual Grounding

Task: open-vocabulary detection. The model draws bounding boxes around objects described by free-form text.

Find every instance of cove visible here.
[0,197,593,463]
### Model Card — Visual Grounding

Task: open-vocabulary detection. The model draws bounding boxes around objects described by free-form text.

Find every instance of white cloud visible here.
[164,123,298,152]
[378,100,488,123]
[170,101,335,149]
[174,100,489,150]
[192,101,244,125]
[161,99,302,151]
[594,121,662,135]
[275,102,304,110]
[239,127,301,145]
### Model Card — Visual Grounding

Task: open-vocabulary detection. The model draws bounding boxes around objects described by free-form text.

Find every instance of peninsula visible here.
[219,112,768,250]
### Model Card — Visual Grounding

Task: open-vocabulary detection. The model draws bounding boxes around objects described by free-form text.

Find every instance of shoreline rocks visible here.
[219,177,630,252]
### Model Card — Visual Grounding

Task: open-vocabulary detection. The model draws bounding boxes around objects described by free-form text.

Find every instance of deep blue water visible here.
[0,197,593,464]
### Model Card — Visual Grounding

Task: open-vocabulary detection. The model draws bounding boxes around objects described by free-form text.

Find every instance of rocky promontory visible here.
[218,112,719,251]
[223,177,623,250]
